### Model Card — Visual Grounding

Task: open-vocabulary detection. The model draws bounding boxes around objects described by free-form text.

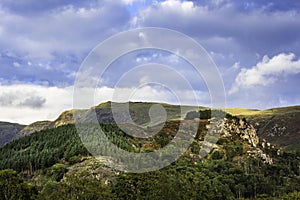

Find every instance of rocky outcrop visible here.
[221,118,273,164]
[202,117,273,164]
[19,109,86,135]
[240,106,300,150]
[19,120,53,135]
[247,148,273,164]
[62,157,117,184]
[221,118,259,147]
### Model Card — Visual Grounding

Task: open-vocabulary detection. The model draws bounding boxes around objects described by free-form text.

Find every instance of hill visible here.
[226,106,300,151]
[1,102,299,152]
[0,112,299,199]
[0,102,300,151]
[0,122,25,146]
[20,101,200,135]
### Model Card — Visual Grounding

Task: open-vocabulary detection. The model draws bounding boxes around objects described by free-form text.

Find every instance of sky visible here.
[0,0,299,124]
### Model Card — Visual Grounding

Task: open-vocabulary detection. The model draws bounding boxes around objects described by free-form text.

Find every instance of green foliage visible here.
[185,109,239,120]
[190,141,200,154]
[224,141,243,161]
[282,191,300,199]
[111,151,300,199]
[211,149,225,160]
[0,121,300,199]
[39,178,116,200]
[200,109,212,119]
[0,169,37,200]
[0,125,89,172]
[67,156,81,165]
[185,111,199,120]
[113,164,235,200]
[47,164,67,182]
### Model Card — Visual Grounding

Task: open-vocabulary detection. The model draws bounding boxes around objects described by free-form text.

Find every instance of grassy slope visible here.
[227,106,300,150]
[11,102,300,151]
[26,101,200,131]
[1,118,300,199]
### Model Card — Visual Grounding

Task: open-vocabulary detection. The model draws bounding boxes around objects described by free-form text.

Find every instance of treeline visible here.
[0,123,134,172]
[185,109,239,120]
[0,122,300,199]
[0,125,89,172]
[0,169,38,199]
[112,153,300,199]
[1,153,300,199]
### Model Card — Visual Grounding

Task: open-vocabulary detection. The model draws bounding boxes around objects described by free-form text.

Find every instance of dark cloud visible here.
[0,92,46,108]
[19,96,46,108]
[137,0,300,67]
[0,1,131,86]
[0,0,299,110]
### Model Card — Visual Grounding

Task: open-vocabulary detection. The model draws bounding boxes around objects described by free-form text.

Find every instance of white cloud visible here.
[0,3,130,59]
[0,83,210,124]
[13,62,21,67]
[136,0,300,70]
[0,84,73,124]
[230,53,300,94]
[160,0,195,14]
[0,84,115,124]
[0,0,299,114]
[121,0,145,5]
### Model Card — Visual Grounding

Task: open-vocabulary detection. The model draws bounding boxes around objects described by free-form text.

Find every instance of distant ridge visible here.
[19,101,201,135]
[1,102,299,150]
[0,122,25,146]
[226,106,300,151]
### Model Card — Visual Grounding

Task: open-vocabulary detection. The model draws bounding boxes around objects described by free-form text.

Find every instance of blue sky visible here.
[0,0,299,124]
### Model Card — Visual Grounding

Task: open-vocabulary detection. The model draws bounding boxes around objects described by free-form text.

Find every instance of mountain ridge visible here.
[0,109,299,199]
[0,122,25,146]
[1,102,299,151]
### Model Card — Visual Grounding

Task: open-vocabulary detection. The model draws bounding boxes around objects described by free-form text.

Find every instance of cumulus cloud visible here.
[136,0,300,68]
[0,3,130,59]
[19,96,46,108]
[0,83,210,124]
[229,53,300,94]
[121,0,145,5]
[0,91,46,108]
[0,84,73,124]
[0,0,299,121]
[0,0,86,14]
[0,0,131,86]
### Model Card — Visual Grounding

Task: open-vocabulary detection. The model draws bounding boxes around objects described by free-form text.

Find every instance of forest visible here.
[0,115,300,199]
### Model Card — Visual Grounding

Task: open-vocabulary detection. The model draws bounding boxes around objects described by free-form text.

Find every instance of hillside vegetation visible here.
[5,102,298,152]
[227,106,300,151]
[0,111,300,199]
[19,102,200,135]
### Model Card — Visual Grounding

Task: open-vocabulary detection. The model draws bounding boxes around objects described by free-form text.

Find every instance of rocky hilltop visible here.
[198,116,273,165]
[221,118,273,164]
[1,102,299,152]
[19,109,86,135]
[0,105,299,199]
[19,102,199,135]
[227,106,300,151]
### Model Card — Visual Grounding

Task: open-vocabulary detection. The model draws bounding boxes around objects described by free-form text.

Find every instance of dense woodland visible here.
[0,114,300,199]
